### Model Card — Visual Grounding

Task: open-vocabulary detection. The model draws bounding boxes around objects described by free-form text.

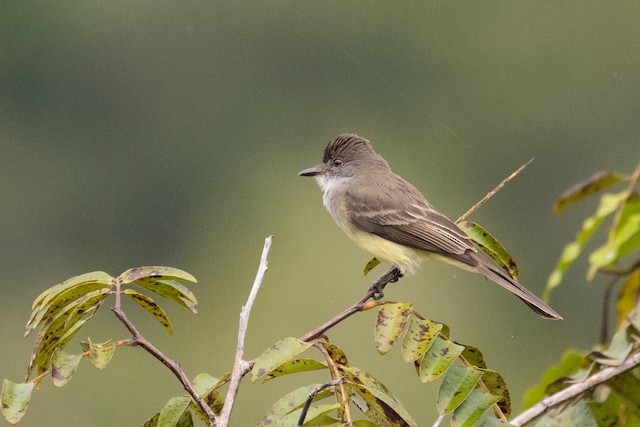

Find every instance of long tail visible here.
[475,259,563,320]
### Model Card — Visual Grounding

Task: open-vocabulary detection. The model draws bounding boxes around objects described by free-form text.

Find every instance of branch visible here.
[110,278,217,425]
[297,376,346,427]
[510,350,640,426]
[218,236,274,426]
[456,158,534,223]
[299,267,399,342]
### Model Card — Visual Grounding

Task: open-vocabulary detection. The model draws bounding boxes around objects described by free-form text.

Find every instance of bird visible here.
[299,133,562,320]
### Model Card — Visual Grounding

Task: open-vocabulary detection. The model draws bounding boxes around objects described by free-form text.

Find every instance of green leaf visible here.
[191,373,219,397]
[343,365,417,427]
[189,373,226,421]
[553,171,624,214]
[417,336,464,383]
[298,403,341,425]
[119,266,197,284]
[79,338,116,370]
[480,370,511,418]
[451,389,500,427]
[27,288,109,380]
[26,277,112,337]
[588,196,640,278]
[157,396,193,427]
[460,345,487,369]
[617,269,640,329]
[123,289,173,334]
[260,384,334,427]
[131,279,198,313]
[251,337,314,382]
[401,317,442,363]
[50,348,83,387]
[262,358,328,381]
[544,191,627,299]
[30,271,112,311]
[607,371,640,414]
[437,365,483,415]
[523,349,586,409]
[1,379,35,424]
[458,222,518,280]
[363,258,381,276]
[537,400,597,427]
[374,303,413,355]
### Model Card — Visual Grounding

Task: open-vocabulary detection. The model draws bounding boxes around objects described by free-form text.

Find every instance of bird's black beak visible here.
[298,164,325,177]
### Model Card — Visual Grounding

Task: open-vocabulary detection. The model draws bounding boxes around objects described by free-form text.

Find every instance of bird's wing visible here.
[346,174,476,256]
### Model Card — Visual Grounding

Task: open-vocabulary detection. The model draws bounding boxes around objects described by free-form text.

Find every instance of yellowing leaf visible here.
[374,303,413,355]
[1,380,35,424]
[132,278,198,313]
[80,339,116,370]
[260,384,334,427]
[401,317,442,363]
[51,349,83,387]
[251,337,313,382]
[617,269,640,329]
[553,171,624,214]
[363,258,381,276]
[119,266,197,284]
[124,289,173,334]
[480,370,511,418]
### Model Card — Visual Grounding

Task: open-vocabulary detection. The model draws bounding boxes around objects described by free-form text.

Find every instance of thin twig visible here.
[510,350,640,426]
[297,377,346,427]
[110,277,217,425]
[456,158,534,223]
[299,267,399,342]
[218,236,274,427]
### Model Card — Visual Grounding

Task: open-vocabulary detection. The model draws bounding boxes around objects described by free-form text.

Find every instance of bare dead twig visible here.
[218,235,274,427]
[510,350,640,426]
[456,158,534,224]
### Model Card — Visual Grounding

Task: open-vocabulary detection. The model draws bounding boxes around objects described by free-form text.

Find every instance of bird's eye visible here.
[332,158,343,166]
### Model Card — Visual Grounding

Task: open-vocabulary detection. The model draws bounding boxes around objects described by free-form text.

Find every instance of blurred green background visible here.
[1,2,639,425]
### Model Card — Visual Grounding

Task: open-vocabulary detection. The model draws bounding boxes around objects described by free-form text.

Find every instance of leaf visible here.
[595,326,633,366]
[458,222,518,280]
[480,370,511,418]
[588,197,640,278]
[436,365,483,415]
[132,279,198,313]
[523,349,586,409]
[79,338,116,370]
[321,342,349,367]
[1,379,35,424]
[262,358,327,381]
[260,384,334,427]
[374,303,413,355]
[30,271,112,311]
[617,269,640,329]
[343,365,417,427]
[606,371,640,414]
[401,317,442,363]
[363,258,381,276]
[124,289,173,334]
[26,278,112,337]
[553,171,624,214]
[460,345,487,370]
[157,396,193,427]
[544,191,627,299]
[451,389,500,427]
[119,266,197,284]
[27,288,109,380]
[536,400,597,427]
[189,373,226,421]
[251,337,314,382]
[50,348,83,387]
[417,336,464,383]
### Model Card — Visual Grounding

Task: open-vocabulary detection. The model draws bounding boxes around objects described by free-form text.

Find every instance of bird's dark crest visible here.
[323,133,376,163]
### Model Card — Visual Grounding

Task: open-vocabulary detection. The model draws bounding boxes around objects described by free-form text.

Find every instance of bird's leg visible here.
[369,267,403,300]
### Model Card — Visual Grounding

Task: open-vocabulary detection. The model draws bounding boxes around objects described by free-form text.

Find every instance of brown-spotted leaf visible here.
[80,338,116,370]
[481,370,511,418]
[375,303,413,355]
[124,289,173,334]
[401,317,442,363]
[437,365,483,415]
[553,171,624,214]
[458,222,518,280]
[251,337,313,382]
[50,348,83,387]
[417,336,464,383]
[120,266,196,284]
[363,258,381,276]
[1,379,35,424]
[131,278,197,313]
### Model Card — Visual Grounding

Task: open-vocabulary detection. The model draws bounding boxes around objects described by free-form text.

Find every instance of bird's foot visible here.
[369,267,403,300]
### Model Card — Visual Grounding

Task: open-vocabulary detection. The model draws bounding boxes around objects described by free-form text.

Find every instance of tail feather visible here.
[475,260,562,320]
